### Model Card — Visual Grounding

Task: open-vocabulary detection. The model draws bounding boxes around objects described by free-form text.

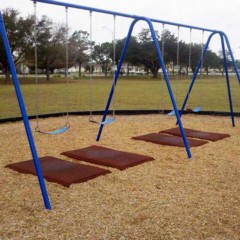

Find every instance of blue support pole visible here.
[179,32,217,117]
[0,12,51,210]
[96,17,192,158]
[179,31,238,127]
[220,33,235,127]
[221,32,240,84]
[34,0,215,33]
[96,18,138,142]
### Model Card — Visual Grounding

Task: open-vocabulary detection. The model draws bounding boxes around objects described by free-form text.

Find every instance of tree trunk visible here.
[192,66,196,74]
[78,62,82,77]
[5,68,11,81]
[105,64,108,77]
[152,70,158,79]
[46,67,50,81]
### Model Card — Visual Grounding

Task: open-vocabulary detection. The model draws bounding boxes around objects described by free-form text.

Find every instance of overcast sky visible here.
[1,0,240,59]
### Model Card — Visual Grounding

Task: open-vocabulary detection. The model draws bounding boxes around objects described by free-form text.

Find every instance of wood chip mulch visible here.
[0,114,240,240]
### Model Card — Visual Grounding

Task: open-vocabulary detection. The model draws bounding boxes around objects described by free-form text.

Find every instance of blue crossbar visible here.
[34,0,216,33]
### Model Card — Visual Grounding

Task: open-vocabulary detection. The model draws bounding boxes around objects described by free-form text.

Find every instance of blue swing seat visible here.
[101,117,116,125]
[46,125,70,135]
[90,116,116,125]
[167,110,176,116]
[193,106,202,112]
[35,124,70,135]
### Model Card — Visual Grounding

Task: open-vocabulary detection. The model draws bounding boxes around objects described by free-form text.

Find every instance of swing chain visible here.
[188,28,192,75]
[199,30,205,105]
[88,12,116,124]
[34,1,40,130]
[89,11,94,121]
[175,26,180,102]
[65,6,70,126]
[112,15,116,116]
[200,30,204,78]
[33,2,70,134]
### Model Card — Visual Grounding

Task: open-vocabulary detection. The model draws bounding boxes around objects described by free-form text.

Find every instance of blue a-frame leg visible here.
[178,31,240,127]
[96,17,192,159]
[0,11,51,210]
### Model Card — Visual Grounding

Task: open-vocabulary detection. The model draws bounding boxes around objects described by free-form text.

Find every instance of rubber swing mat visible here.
[61,145,154,170]
[160,127,230,141]
[132,133,208,147]
[6,156,111,187]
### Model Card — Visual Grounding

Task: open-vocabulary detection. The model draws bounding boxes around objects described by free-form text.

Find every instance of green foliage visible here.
[0,7,234,82]
[93,42,112,76]
[30,16,67,80]
[69,30,90,77]
[115,37,140,63]
[0,8,35,80]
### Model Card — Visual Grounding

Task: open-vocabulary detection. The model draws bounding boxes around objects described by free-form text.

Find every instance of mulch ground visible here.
[0,114,240,240]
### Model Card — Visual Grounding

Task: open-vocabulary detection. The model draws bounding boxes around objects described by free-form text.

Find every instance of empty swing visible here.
[187,30,204,113]
[34,4,70,135]
[168,26,180,116]
[88,12,116,125]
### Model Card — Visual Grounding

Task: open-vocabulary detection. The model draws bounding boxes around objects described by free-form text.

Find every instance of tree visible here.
[69,30,90,77]
[0,8,34,81]
[137,29,161,78]
[85,64,94,74]
[93,42,112,76]
[217,49,233,76]
[160,29,178,67]
[115,36,140,75]
[178,41,189,75]
[26,15,75,81]
[203,50,219,75]
[190,43,203,73]
[136,28,179,78]
[33,16,68,80]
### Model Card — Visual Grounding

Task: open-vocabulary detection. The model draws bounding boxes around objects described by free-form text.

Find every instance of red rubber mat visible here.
[6,156,111,187]
[132,133,208,147]
[160,127,230,141]
[62,145,154,170]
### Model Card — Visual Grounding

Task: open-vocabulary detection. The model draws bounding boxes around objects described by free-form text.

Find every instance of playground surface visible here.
[0,114,240,239]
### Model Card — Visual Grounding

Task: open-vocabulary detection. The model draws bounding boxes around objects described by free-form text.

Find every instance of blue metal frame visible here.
[34,0,216,33]
[95,17,192,158]
[0,12,51,210]
[178,32,239,127]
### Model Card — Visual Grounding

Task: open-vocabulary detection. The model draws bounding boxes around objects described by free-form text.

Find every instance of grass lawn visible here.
[0,75,239,119]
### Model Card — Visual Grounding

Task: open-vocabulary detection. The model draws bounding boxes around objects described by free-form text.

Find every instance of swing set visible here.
[1,0,240,209]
